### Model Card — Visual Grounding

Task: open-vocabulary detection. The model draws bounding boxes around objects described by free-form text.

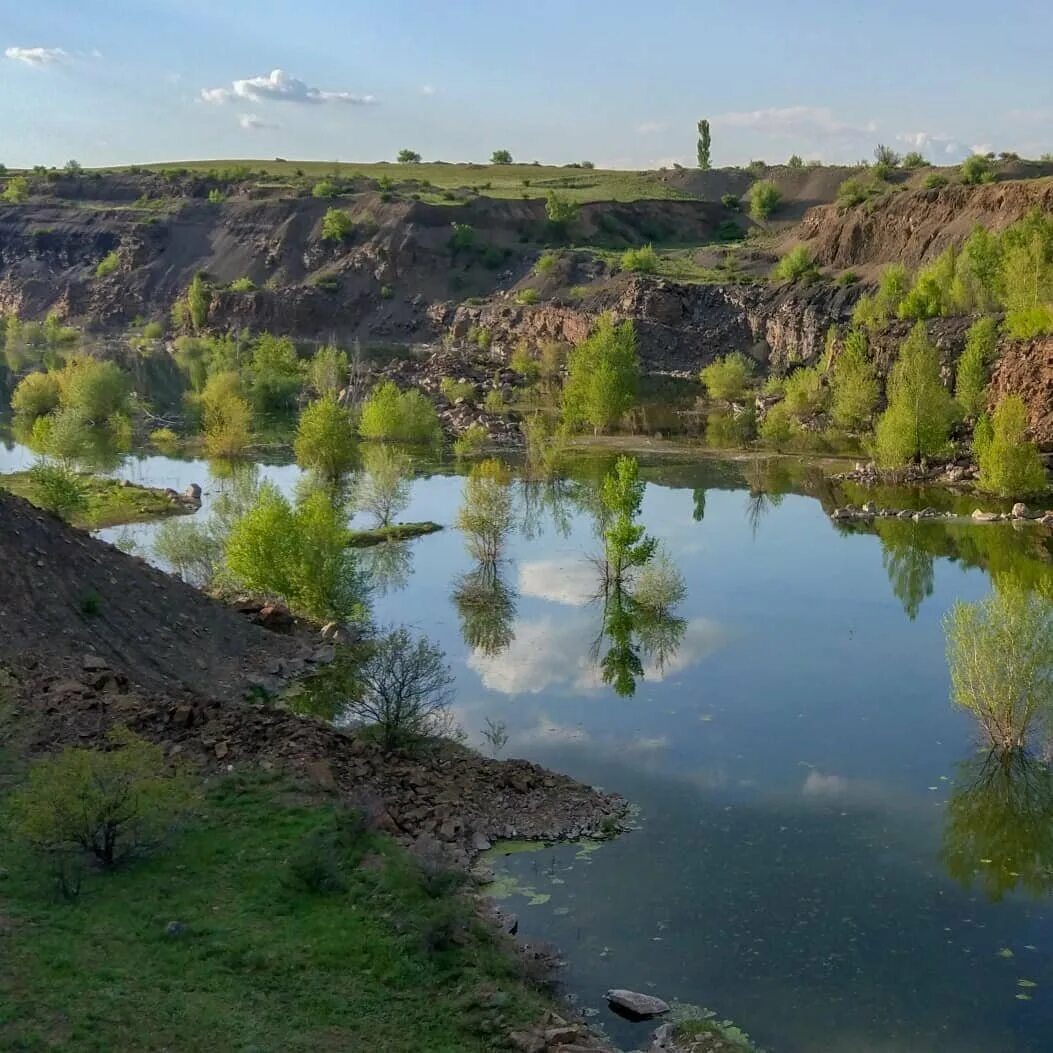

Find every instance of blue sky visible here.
[2,0,1051,169]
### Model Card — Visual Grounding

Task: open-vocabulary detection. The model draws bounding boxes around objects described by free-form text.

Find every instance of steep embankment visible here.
[794,178,1053,271]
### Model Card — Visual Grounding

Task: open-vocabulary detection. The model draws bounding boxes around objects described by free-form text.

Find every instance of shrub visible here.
[228,276,256,292]
[353,444,412,527]
[874,144,901,167]
[837,270,861,285]
[562,314,640,432]
[312,180,337,199]
[535,251,559,275]
[1,176,29,203]
[149,427,180,450]
[452,423,489,458]
[873,323,956,466]
[294,396,357,479]
[11,371,61,419]
[207,187,224,204]
[749,180,781,220]
[830,328,879,430]
[897,247,958,320]
[358,381,440,443]
[490,150,513,164]
[8,727,193,894]
[620,244,659,273]
[509,344,540,380]
[871,161,894,182]
[95,251,120,278]
[515,287,540,305]
[721,193,740,211]
[483,388,508,415]
[700,352,753,403]
[758,401,796,448]
[977,396,1046,496]
[25,459,88,520]
[321,207,353,243]
[773,246,820,283]
[944,587,1053,752]
[249,333,302,412]
[439,377,475,403]
[955,316,999,418]
[343,627,455,750]
[902,151,926,169]
[923,173,949,190]
[397,149,421,164]
[837,177,882,208]
[307,345,349,397]
[57,357,132,422]
[782,365,827,416]
[545,191,578,233]
[141,320,164,340]
[448,222,475,253]
[201,372,253,458]
[961,154,995,185]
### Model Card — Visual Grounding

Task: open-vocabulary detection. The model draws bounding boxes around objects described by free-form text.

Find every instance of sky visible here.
[2,0,1052,170]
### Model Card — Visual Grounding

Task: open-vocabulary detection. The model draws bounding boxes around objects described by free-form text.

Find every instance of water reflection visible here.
[453,562,518,657]
[941,749,1053,902]
[875,519,936,620]
[359,540,414,596]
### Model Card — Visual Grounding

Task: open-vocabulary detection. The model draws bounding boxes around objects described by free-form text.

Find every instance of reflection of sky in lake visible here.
[3,434,1052,1052]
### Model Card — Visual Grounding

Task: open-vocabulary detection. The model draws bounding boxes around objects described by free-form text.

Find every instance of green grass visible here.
[0,772,548,1052]
[582,244,756,285]
[346,521,443,547]
[110,160,695,204]
[0,472,189,530]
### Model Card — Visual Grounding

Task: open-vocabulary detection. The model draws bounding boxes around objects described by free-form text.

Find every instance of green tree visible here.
[944,585,1053,752]
[321,208,353,243]
[353,444,412,527]
[977,395,1047,496]
[897,246,958,319]
[25,459,88,521]
[829,328,879,429]
[696,119,711,170]
[874,143,901,167]
[600,455,656,582]
[8,727,193,894]
[902,151,926,168]
[358,381,440,443]
[294,396,356,480]
[782,365,827,417]
[954,227,1004,311]
[758,402,795,448]
[490,150,513,165]
[544,191,578,236]
[620,244,659,273]
[955,316,998,418]
[456,459,514,563]
[250,333,302,412]
[201,371,253,458]
[749,180,781,220]
[186,273,210,332]
[561,315,639,433]
[872,323,956,466]
[10,371,60,418]
[787,153,804,168]
[700,352,753,404]
[1,176,29,203]
[57,357,132,422]
[397,149,422,163]
[307,344,349,397]
[773,246,819,283]
[1002,231,1053,339]
[961,154,995,185]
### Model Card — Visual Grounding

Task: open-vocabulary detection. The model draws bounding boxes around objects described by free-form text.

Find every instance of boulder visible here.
[971,509,999,522]
[184,483,202,502]
[606,989,671,1019]
[82,654,110,672]
[1012,502,1029,518]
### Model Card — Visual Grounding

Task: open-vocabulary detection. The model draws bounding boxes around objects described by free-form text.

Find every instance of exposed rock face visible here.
[989,337,1053,444]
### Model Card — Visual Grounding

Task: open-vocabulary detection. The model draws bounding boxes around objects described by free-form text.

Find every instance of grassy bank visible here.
[0,472,190,530]
[347,521,443,547]
[0,771,549,1052]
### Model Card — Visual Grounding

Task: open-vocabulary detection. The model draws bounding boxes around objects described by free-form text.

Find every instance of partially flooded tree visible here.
[456,458,514,563]
[294,395,356,480]
[944,586,1053,752]
[600,455,656,583]
[353,444,412,527]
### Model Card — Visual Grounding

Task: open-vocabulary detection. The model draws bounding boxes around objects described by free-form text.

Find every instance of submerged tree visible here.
[944,585,1053,752]
[353,444,412,526]
[294,395,356,480]
[941,748,1053,902]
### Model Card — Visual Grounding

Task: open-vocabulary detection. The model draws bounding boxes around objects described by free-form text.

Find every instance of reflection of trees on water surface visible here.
[941,749,1053,902]
[453,562,517,658]
[359,540,413,596]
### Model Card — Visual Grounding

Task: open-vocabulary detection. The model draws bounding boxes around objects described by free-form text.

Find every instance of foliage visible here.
[53,357,132,423]
[521,414,566,478]
[897,246,958,320]
[955,316,998,418]
[397,149,422,163]
[509,344,541,380]
[294,396,357,479]
[307,344,349,397]
[359,381,440,443]
[600,455,656,582]
[250,333,303,412]
[561,314,639,432]
[515,287,540,305]
[961,154,995,185]
[25,459,88,521]
[977,396,1046,496]
[700,352,753,403]
[2,176,29,203]
[225,483,366,622]
[758,401,796,448]
[95,250,120,278]
[874,144,901,167]
[353,444,412,527]
[8,727,192,892]
[228,276,255,292]
[748,179,781,220]
[312,179,337,199]
[343,627,455,750]
[149,427,179,450]
[782,365,827,417]
[452,423,489,458]
[830,328,879,429]
[923,173,949,189]
[201,371,253,458]
[721,193,740,210]
[620,243,659,273]
[787,153,804,168]
[439,377,476,402]
[186,273,210,332]
[902,151,926,168]
[773,245,820,283]
[544,191,578,233]
[456,459,514,563]
[453,564,516,658]
[11,371,61,419]
[321,207,353,243]
[632,545,686,611]
[944,585,1053,751]
[872,323,956,466]
[152,517,225,587]
[490,150,513,165]
[696,119,711,170]
[836,176,884,209]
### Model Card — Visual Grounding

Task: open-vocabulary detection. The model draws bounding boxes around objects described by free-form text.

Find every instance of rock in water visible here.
[606,989,670,1019]
[1012,502,1029,518]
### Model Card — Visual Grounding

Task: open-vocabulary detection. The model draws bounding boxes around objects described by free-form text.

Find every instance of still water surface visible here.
[3,436,1052,1053]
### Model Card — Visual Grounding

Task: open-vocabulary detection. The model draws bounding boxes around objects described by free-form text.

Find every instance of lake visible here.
[3,434,1052,1053]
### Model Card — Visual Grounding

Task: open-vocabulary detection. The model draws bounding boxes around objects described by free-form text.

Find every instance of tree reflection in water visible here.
[941,748,1053,902]
[359,540,413,596]
[452,562,517,658]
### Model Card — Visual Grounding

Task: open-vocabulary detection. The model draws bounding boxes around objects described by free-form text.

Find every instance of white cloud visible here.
[896,131,970,161]
[4,46,68,67]
[636,120,666,135]
[238,113,277,131]
[517,559,597,607]
[711,105,876,140]
[971,143,994,157]
[421,84,436,96]
[200,68,375,106]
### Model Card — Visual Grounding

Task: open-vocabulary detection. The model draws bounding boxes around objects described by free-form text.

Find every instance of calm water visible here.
[4,435,1053,1053]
